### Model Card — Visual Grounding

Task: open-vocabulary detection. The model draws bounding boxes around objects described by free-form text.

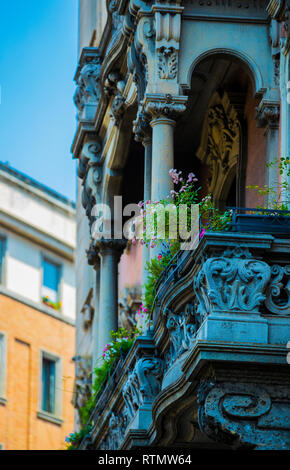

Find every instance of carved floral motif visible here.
[157,47,178,80]
[194,248,271,315]
[265,265,290,315]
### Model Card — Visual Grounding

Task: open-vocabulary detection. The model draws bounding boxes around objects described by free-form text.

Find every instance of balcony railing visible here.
[80,229,290,450]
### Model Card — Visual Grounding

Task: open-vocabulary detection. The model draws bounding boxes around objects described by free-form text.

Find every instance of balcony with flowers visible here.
[69,165,290,451]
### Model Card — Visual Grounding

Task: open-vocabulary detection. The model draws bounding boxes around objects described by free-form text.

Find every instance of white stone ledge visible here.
[0,286,75,326]
[37,410,63,426]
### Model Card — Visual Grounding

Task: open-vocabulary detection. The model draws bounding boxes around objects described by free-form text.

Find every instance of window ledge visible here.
[0,397,7,406]
[37,410,63,426]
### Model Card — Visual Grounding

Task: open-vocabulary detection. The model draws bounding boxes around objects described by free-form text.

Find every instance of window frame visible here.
[0,332,7,404]
[40,254,63,311]
[38,349,63,425]
[0,236,7,286]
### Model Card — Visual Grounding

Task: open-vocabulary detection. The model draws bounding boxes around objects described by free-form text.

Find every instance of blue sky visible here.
[0,0,78,201]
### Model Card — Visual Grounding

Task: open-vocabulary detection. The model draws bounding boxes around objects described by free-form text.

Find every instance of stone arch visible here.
[183,48,266,98]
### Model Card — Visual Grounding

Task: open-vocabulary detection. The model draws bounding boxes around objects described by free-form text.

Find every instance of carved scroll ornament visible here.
[194,248,271,315]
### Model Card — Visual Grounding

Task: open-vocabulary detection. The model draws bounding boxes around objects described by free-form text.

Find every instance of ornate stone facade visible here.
[72,0,290,450]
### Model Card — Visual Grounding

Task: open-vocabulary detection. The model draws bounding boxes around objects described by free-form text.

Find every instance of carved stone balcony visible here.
[80,232,290,450]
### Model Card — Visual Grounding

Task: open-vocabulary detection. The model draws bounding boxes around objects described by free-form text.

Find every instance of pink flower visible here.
[157,255,162,260]
[187,172,195,183]
[199,229,206,239]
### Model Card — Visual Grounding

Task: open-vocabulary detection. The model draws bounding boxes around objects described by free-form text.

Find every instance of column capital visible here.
[143,93,188,121]
[95,238,127,259]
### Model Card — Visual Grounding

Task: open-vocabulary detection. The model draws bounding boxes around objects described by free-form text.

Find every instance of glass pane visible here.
[42,259,59,300]
[42,358,56,414]
[0,240,4,284]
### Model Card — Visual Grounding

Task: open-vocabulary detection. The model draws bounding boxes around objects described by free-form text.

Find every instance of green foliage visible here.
[246,157,290,210]
[78,326,142,429]
[65,425,92,450]
[199,194,232,231]
[144,240,180,311]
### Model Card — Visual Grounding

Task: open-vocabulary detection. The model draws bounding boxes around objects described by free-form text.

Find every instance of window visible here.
[41,357,56,414]
[0,333,7,403]
[0,238,5,285]
[41,258,61,309]
[38,351,62,424]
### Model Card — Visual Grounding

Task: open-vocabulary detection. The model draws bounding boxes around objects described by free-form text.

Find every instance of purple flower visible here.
[199,229,206,239]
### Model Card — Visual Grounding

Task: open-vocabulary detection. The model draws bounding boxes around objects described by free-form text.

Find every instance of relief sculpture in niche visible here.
[196,91,240,204]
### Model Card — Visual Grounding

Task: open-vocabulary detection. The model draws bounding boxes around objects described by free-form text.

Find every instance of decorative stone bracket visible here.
[99,346,164,450]
[255,100,280,129]
[163,303,202,370]
[73,47,102,121]
[123,356,164,422]
[197,379,290,449]
[77,136,103,225]
[153,2,183,81]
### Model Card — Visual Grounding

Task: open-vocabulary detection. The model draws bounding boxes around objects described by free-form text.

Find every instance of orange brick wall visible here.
[0,294,75,450]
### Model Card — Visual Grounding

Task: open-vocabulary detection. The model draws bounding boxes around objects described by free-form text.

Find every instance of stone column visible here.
[87,243,101,373]
[95,239,126,358]
[256,102,280,207]
[142,136,152,286]
[92,259,100,371]
[150,116,175,202]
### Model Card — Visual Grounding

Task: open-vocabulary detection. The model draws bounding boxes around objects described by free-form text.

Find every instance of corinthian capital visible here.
[143,93,188,120]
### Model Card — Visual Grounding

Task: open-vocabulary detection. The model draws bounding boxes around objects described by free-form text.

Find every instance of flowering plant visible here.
[42,296,62,311]
[133,169,232,250]
[136,304,152,332]
[65,425,92,450]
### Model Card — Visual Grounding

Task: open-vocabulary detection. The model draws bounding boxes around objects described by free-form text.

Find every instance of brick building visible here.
[0,163,76,450]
